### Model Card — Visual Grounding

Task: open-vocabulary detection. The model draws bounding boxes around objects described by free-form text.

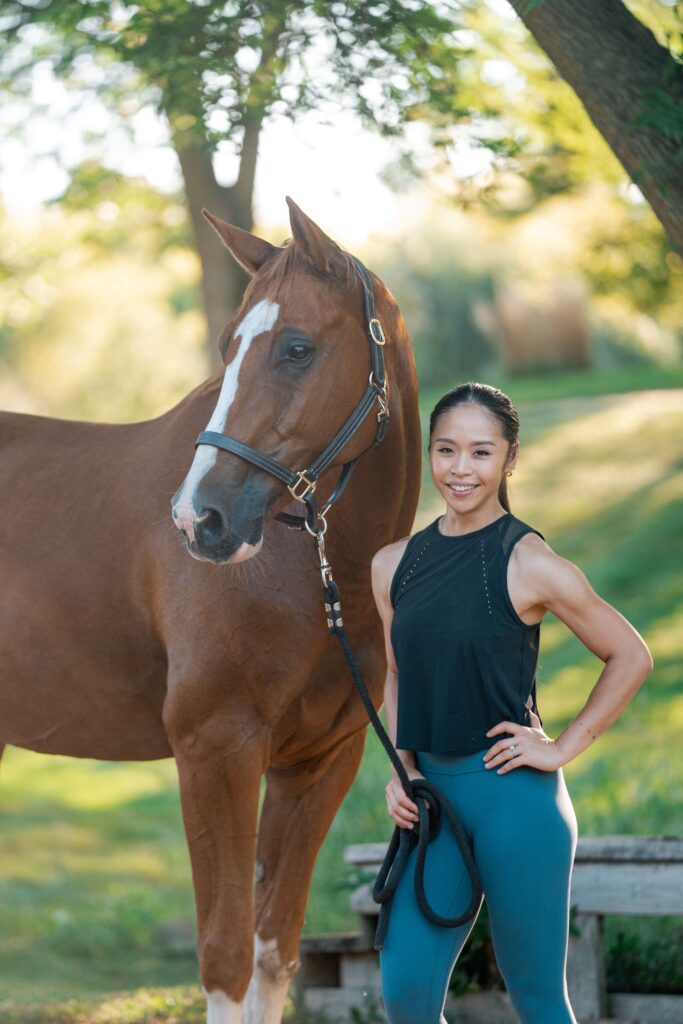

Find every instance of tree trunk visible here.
[507,0,683,255]
[168,10,287,373]
[174,138,252,373]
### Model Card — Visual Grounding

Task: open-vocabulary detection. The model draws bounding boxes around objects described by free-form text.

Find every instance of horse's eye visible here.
[286,341,314,362]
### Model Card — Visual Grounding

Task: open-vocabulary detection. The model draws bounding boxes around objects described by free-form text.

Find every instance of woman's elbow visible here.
[631,640,654,682]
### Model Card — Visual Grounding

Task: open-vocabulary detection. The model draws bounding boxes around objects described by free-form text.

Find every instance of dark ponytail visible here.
[427,382,519,513]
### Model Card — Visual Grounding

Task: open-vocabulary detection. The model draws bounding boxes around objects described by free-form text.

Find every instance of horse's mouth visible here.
[183,533,263,566]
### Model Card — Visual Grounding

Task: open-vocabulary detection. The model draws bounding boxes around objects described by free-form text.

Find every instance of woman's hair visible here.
[427,381,519,513]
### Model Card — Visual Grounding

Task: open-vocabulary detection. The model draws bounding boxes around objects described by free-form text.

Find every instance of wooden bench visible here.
[296,835,683,1024]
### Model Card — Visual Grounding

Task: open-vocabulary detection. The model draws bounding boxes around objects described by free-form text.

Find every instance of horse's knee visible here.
[199,934,253,997]
[254,933,300,983]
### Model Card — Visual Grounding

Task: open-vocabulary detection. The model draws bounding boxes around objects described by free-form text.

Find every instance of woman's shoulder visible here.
[507,519,585,597]
[506,514,552,563]
[371,533,412,580]
[371,523,430,598]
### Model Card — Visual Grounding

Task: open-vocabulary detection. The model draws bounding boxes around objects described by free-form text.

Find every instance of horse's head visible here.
[172,196,390,565]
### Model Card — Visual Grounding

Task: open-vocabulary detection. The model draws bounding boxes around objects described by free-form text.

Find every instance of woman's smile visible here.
[447,483,479,495]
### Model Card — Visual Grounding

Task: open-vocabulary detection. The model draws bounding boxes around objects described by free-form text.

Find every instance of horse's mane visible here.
[245,237,366,310]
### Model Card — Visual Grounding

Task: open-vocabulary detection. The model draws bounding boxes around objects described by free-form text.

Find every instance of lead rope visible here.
[310,519,483,950]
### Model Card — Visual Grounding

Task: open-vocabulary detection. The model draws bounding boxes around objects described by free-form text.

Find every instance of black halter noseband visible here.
[193,254,483,949]
[195,255,389,534]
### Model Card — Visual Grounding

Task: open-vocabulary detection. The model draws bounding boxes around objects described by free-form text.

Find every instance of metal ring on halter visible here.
[369,318,386,345]
[304,511,328,538]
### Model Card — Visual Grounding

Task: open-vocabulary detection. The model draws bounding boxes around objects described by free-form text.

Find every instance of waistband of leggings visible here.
[415,747,490,776]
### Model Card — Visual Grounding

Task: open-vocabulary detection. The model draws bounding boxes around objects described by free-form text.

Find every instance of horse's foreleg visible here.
[164,701,269,1024]
[245,728,367,1024]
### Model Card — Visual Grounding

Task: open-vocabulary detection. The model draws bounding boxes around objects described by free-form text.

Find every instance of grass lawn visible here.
[1,372,682,1020]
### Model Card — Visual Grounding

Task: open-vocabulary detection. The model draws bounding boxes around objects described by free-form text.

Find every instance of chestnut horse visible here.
[0,197,421,1023]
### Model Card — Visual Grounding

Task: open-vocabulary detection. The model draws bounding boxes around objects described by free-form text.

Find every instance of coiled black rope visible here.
[322,576,483,951]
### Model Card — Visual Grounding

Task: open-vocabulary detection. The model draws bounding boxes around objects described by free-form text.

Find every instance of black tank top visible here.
[390,511,546,756]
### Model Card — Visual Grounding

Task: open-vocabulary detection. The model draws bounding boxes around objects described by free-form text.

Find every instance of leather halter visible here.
[195,255,390,533]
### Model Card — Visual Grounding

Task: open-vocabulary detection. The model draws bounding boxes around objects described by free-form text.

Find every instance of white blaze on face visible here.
[174,298,280,539]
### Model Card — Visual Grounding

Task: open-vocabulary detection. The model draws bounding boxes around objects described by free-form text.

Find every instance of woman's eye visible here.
[438,447,489,456]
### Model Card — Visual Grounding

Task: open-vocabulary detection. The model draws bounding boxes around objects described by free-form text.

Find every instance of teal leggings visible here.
[379,748,578,1024]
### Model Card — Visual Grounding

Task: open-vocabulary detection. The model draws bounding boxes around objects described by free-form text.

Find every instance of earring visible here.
[505,471,513,477]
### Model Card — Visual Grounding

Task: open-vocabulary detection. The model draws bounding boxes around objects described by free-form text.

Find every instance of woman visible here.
[370,381,653,1024]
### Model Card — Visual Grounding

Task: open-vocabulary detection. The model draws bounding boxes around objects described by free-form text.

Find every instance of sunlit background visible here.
[0,0,682,1020]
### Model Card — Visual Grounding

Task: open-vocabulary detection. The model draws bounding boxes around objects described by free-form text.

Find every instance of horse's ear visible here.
[202,209,281,274]
[285,196,340,275]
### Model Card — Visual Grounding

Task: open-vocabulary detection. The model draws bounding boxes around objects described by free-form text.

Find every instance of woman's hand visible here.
[483,710,565,773]
[385,766,431,829]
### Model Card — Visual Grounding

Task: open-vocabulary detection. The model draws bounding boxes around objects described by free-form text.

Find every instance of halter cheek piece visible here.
[195,255,389,536]
[193,254,483,950]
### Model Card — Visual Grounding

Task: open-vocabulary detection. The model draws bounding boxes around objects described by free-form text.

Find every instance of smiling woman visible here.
[370,380,654,1024]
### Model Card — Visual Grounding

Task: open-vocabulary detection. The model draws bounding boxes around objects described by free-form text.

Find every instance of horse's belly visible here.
[5,716,173,761]
[0,649,172,759]
[0,563,172,761]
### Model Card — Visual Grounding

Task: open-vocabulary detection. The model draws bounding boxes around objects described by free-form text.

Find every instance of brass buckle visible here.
[288,471,316,502]
[369,318,386,345]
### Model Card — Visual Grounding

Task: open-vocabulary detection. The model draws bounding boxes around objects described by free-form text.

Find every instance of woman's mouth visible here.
[447,483,479,495]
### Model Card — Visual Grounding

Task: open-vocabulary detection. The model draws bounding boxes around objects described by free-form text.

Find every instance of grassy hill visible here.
[1,382,681,1020]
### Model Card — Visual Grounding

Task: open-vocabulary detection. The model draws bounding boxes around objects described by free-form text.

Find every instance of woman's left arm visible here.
[485,539,654,772]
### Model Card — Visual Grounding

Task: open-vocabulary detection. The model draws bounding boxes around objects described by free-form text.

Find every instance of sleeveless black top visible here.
[390,511,546,756]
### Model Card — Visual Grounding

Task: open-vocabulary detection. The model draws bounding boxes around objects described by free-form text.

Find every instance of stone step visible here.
[300,985,650,1024]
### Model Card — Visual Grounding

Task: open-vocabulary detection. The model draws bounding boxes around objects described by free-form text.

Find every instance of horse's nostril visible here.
[195,507,226,546]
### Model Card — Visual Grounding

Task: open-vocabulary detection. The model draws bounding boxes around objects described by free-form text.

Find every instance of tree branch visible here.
[507,0,683,254]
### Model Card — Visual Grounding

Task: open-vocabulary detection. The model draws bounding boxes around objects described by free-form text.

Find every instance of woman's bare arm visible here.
[370,542,417,778]
[516,535,654,766]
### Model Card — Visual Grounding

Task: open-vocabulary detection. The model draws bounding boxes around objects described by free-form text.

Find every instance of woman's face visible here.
[429,402,518,516]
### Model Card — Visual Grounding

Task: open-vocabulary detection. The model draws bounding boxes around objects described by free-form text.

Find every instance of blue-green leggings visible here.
[379,748,579,1024]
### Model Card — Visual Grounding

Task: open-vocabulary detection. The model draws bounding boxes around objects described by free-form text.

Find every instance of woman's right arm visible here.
[371,543,423,829]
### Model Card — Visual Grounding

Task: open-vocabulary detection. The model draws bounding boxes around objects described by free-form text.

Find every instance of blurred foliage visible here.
[0,170,206,420]
[387,0,683,215]
[0,1,681,403]
[55,161,192,256]
[2,174,682,417]
[0,0,472,149]
[370,231,498,388]
[2,0,680,235]
[368,189,683,388]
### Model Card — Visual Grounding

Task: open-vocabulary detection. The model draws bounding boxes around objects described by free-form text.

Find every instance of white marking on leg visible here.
[203,987,242,1024]
[243,934,299,1024]
[173,299,280,537]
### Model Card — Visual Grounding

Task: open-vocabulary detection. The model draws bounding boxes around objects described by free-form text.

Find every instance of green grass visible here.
[0,986,210,1024]
[420,361,683,408]
[1,370,682,1019]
